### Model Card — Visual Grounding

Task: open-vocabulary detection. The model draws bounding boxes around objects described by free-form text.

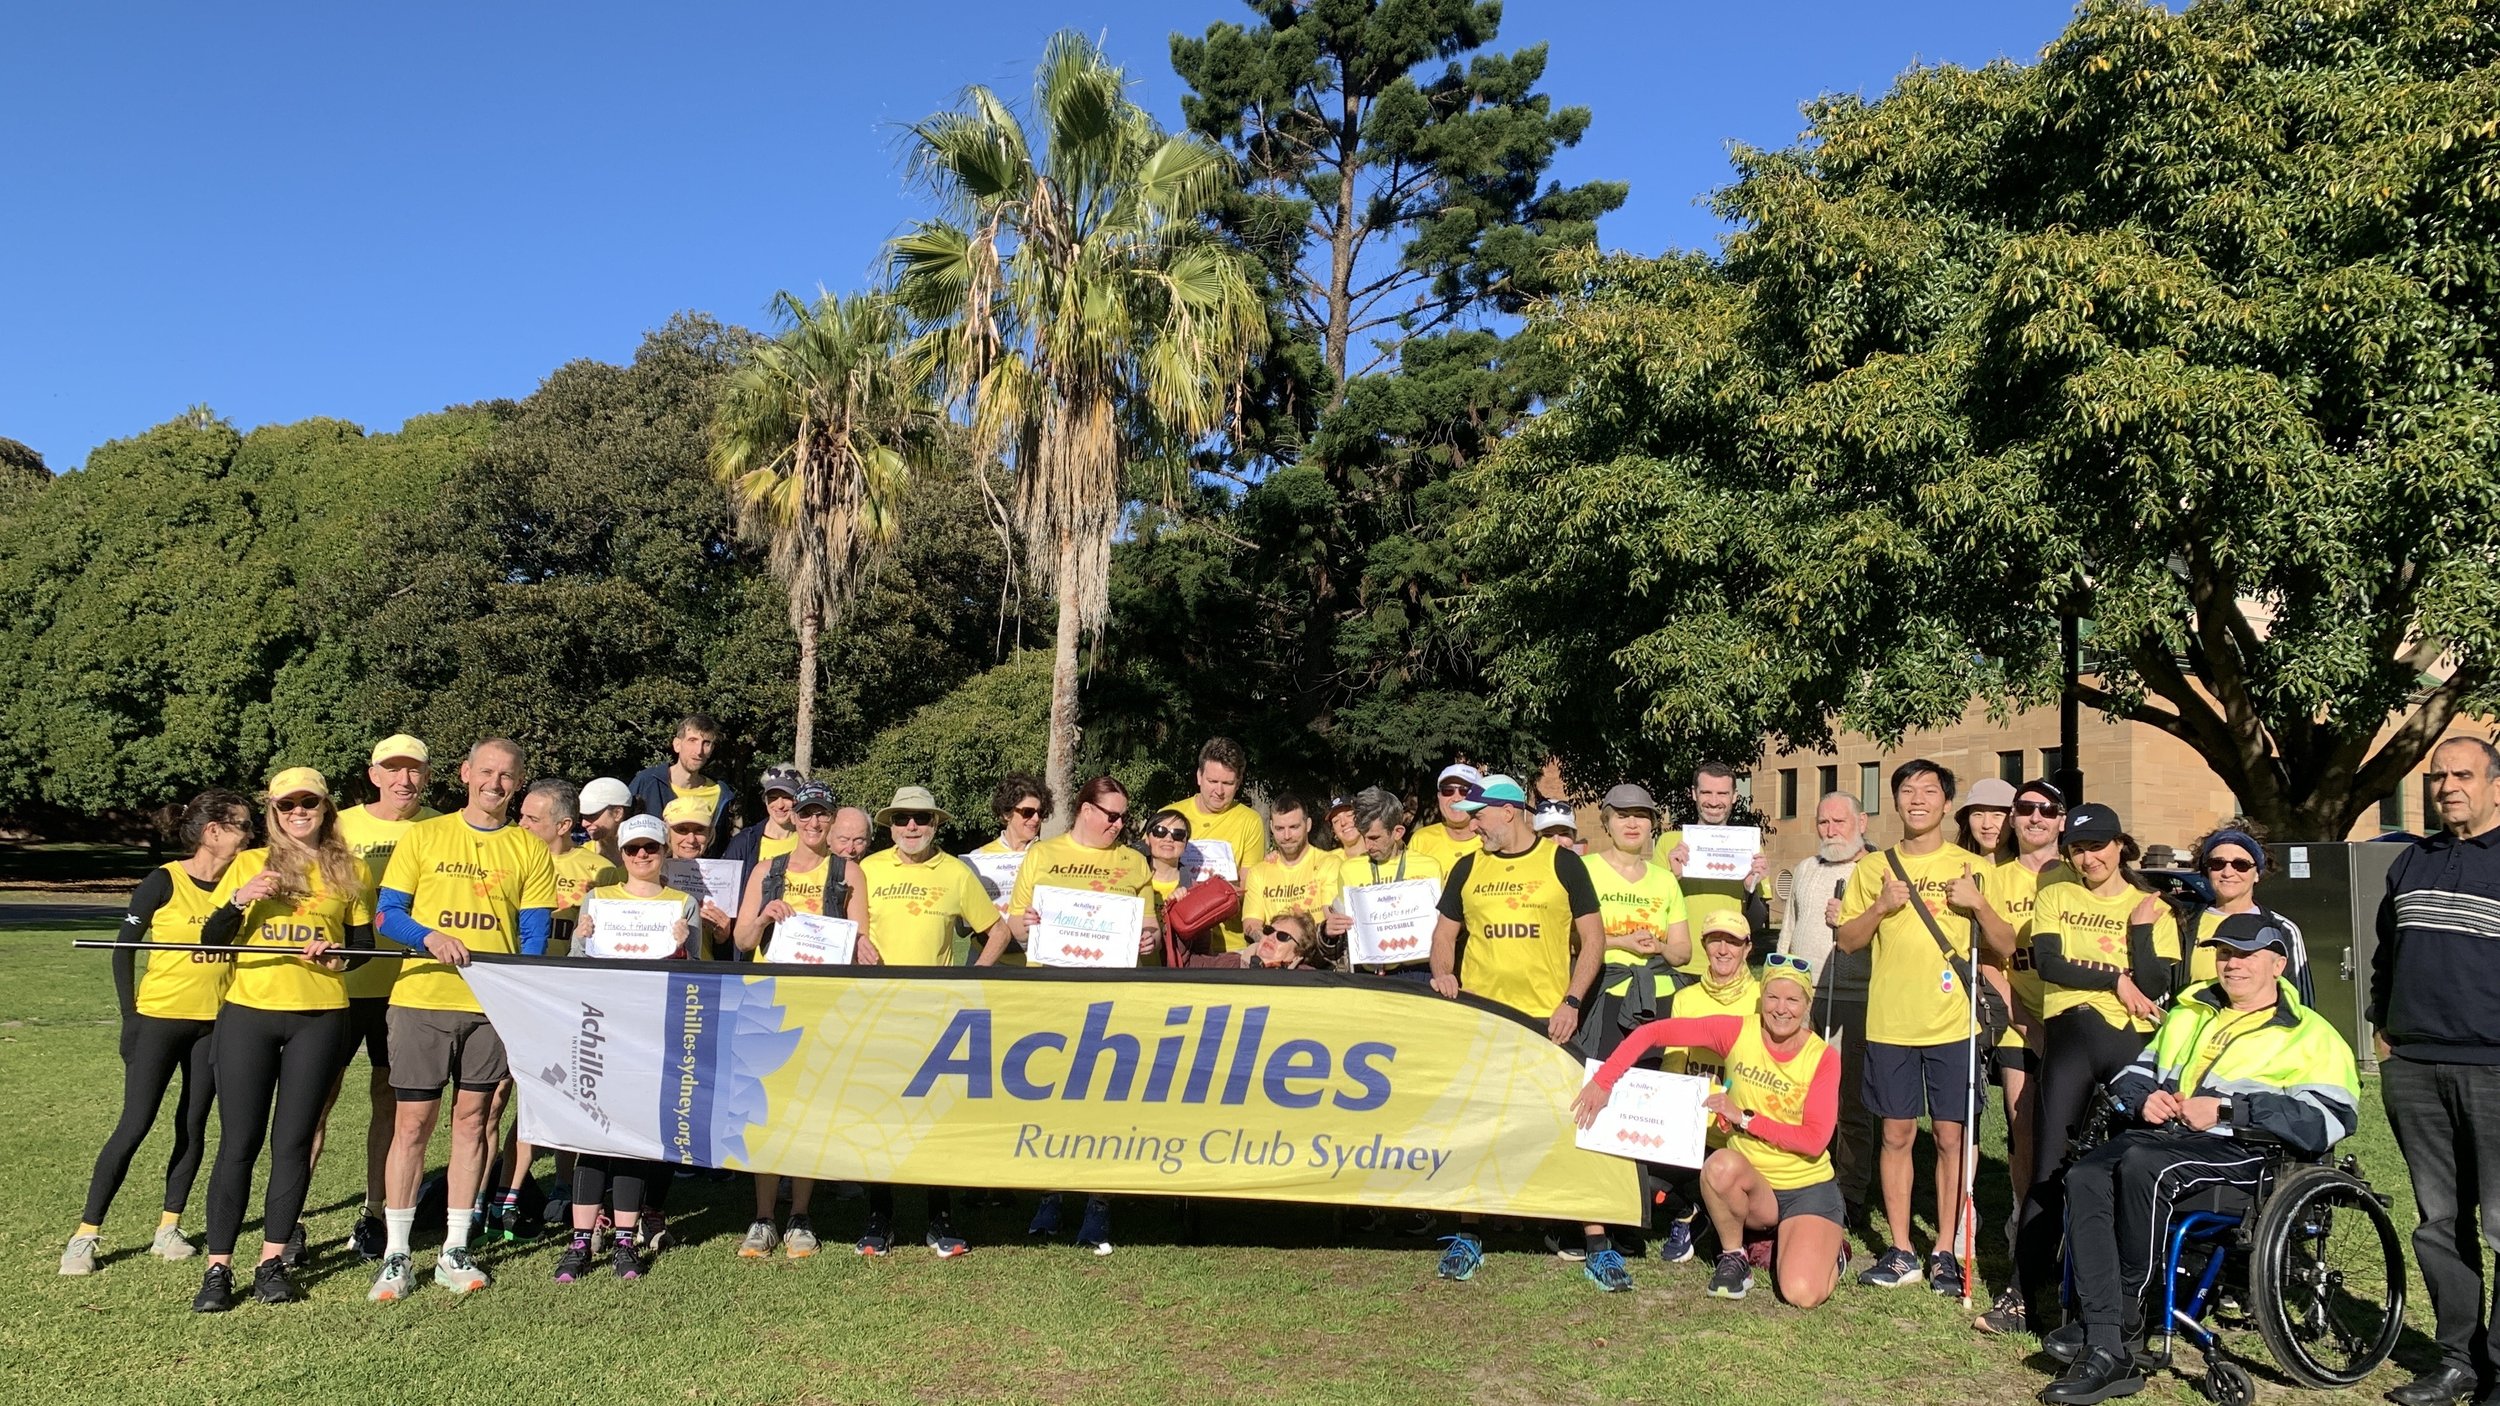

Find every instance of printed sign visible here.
[577,896,685,960]
[664,858,744,912]
[1680,825,1761,883]
[765,911,860,966]
[1343,878,1442,967]
[1573,1061,1711,1169]
[1028,885,1145,968]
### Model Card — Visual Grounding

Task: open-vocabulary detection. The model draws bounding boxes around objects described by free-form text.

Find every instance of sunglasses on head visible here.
[2013,800,2063,818]
[621,842,663,857]
[1765,952,1815,977]
[891,812,935,827]
[1145,824,1190,842]
[272,795,324,815]
[2204,855,2258,874]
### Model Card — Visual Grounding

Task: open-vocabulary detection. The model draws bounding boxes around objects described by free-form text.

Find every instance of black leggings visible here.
[867,1184,954,1223]
[2014,1006,2153,1311]
[573,1154,662,1217]
[203,1004,351,1257]
[82,1015,218,1226]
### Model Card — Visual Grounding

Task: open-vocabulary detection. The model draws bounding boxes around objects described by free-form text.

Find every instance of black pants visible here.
[867,1184,954,1225]
[1814,994,1876,1207]
[82,1015,218,1227]
[2064,1127,2268,1350]
[573,1154,662,1217]
[2015,1008,2152,1315]
[2384,1056,2500,1380]
[203,1004,351,1257]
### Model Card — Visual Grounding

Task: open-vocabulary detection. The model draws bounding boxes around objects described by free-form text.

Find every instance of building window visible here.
[1998,750,2025,784]
[1817,764,1838,798]
[1778,768,1798,820]
[2379,791,2404,831]
[1734,774,1753,810]
[1859,761,1881,816]
[2041,748,2065,784]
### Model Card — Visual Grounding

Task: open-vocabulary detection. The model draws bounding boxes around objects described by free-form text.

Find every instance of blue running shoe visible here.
[1075,1197,1113,1256]
[1660,1217,1697,1264]
[1585,1247,1634,1293]
[1435,1232,1484,1281]
[1027,1194,1063,1238]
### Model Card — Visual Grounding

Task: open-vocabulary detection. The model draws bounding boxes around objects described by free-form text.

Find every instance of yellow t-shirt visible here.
[132,862,232,1020]
[2031,879,2181,1032]
[1840,841,1985,1046]
[1169,797,1266,951]
[757,829,801,865]
[672,779,722,819]
[380,813,560,1014]
[1243,846,1340,930]
[1007,832,1159,966]
[1443,842,1596,1018]
[334,803,439,1000]
[210,849,376,1013]
[1408,822,1482,874]
[1723,1017,1835,1191]
[1984,857,2072,1022]
[1587,854,1690,971]
[1660,827,1773,952]
[1663,972,1762,1082]
[1332,848,1447,896]
[860,848,999,967]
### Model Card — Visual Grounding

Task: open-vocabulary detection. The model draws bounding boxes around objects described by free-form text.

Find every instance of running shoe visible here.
[1659,1218,1696,1264]
[1076,1198,1113,1257]
[1974,1287,2030,1336]
[192,1263,236,1313]
[855,1216,894,1257]
[542,1194,570,1231]
[926,1220,968,1259]
[350,1212,385,1262]
[783,1215,820,1259]
[1856,1246,1924,1288]
[553,1241,593,1284]
[1027,1193,1064,1238]
[59,1232,101,1276]
[151,1222,197,1262]
[1434,1232,1484,1281]
[1928,1249,1966,1299]
[279,1223,309,1270]
[1398,1211,1438,1238]
[433,1246,490,1294]
[368,1251,416,1302]
[611,1241,646,1281]
[251,1259,295,1305]
[504,1202,542,1244]
[1707,1249,1752,1300]
[636,1211,669,1254]
[1545,1229,1590,1262]
[1585,1247,1635,1293]
[737,1219,780,1259]
[480,1202,512,1244]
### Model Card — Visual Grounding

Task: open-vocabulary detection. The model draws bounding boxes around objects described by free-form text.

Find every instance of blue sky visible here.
[1,1,2079,471]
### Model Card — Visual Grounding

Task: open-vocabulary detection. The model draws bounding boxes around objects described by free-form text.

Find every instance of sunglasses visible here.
[621,842,663,857]
[272,795,325,815]
[2012,800,2064,818]
[1010,805,1042,820]
[1438,782,1470,797]
[1145,825,1190,842]
[2203,856,2258,874]
[1765,952,1815,977]
[890,812,936,827]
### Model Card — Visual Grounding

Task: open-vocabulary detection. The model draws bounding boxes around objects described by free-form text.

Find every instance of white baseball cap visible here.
[1436,763,1484,788]
[618,814,668,847]
[580,777,632,815]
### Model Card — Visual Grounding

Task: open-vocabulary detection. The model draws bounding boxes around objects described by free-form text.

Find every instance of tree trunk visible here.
[1043,532,1083,837]
[793,600,821,775]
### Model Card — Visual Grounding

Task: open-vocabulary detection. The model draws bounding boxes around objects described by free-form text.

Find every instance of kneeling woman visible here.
[1571,953,1843,1307]
[192,768,375,1311]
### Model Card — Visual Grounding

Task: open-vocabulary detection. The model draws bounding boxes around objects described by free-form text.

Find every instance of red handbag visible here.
[1162,876,1242,959]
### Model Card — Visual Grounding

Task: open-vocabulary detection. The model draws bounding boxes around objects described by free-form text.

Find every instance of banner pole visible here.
[70,940,428,958]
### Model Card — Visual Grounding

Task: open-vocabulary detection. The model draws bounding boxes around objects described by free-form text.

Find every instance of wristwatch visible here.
[2216,1097,2235,1131]
[1738,1108,1758,1132]
[1561,994,1584,1011]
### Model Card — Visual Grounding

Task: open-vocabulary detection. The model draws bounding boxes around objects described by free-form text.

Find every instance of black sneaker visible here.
[1975,1286,2029,1336]
[1928,1249,1966,1298]
[251,1259,294,1305]
[350,1211,385,1262]
[1857,1246,1925,1288]
[1706,1249,1752,1300]
[611,1241,646,1281]
[279,1223,309,1270]
[553,1242,594,1283]
[191,1263,236,1313]
[2042,1321,2089,1365]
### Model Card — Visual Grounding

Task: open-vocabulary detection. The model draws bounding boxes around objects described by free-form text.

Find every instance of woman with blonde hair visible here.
[189,767,376,1311]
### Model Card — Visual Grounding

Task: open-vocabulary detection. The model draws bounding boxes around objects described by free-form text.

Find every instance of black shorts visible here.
[1772,1180,1846,1226]
[1995,1041,2037,1075]
[338,996,391,1072]
[1863,1039,1988,1123]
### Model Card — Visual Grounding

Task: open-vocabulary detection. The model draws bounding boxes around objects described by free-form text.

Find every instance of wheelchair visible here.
[2068,1103,2408,1403]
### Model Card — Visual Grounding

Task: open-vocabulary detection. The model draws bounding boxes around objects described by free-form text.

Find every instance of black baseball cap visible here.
[2060,802,2123,847]
[2203,911,2292,957]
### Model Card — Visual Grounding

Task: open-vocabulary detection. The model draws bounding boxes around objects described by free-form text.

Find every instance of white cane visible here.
[1958,938,1982,1308]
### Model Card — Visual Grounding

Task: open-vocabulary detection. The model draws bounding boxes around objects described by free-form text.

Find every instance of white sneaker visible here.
[368,1251,416,1301]
[737,1219,780,1259]
[433,1246,490,1294]
[59,1232,101,1276]
[151,1222,197,1261]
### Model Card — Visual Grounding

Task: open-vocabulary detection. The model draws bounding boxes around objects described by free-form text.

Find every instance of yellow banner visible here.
[469,959,1640,1223]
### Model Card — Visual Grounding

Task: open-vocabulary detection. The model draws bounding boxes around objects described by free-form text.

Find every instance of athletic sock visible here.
[159,1210,183,1229]
[492,1189,519,1214]
[384,1207,416,1257]
[570,1229,593,1251]
[444,1209,473,1252]
[1586,1233,1613,1255]
[76,1222,101,1238]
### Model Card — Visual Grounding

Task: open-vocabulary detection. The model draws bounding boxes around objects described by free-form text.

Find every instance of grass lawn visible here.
[4,925,2447,1406]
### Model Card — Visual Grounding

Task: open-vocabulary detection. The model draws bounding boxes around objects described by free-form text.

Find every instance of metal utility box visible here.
[2259,840,2407,1069]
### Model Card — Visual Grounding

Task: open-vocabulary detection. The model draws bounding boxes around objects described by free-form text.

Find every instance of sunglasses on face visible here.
[273,795,324,815]
[621,842,662,857]
[2013,800,2064,818]
[1089,803,1129,825]
[1010,805,1042,820]
[1438,782,1470,797]
[1145,825,1189,842]
[2204,856,2258,874]
[891,812,935,827]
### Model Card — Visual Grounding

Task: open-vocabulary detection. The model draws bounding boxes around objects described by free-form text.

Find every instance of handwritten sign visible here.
[1574,1061,1711,1169]
[1343,878,1442,967]
[576,896,686,960]
[664,858,744,912]
[1028,885,1144,969]
[965,848,1026,904]
[1680,825,1761,884]
[765,911,860,966]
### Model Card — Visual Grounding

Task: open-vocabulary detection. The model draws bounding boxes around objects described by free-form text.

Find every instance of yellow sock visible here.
[160,1211,183,1229]
[76,1223,101,1238]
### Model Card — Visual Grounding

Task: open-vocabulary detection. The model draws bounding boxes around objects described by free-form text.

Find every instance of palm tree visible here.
[711,291,941,773]
[889,31,1266,822]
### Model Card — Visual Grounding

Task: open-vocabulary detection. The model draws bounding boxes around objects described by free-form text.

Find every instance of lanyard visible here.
[1367,851,1408,884]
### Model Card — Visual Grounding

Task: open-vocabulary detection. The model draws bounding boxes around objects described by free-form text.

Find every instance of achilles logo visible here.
[538,1063,564,1089]
[564,1002,614,1132]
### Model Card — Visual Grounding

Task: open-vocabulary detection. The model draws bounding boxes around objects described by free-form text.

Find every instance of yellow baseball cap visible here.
[1700,909,1753,942]
[370,734,430,766]
[265,767,331,804]
[662,796,713,828]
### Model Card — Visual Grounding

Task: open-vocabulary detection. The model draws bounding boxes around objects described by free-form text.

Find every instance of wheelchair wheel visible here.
[2204,1360,2255,1406]
[2247,1163,2406,1389]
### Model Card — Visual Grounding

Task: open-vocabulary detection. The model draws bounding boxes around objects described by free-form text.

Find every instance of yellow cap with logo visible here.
[265,766,330,803]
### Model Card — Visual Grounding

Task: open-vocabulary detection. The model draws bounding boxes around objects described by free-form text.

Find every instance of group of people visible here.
[57,714,2500,1406]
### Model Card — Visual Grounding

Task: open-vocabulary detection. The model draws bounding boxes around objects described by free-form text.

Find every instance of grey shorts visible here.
[388,1007,507,1097]
[1772,1179,1846,1226]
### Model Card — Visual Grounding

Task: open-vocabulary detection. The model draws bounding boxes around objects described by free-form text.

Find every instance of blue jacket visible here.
[628,762,733,858]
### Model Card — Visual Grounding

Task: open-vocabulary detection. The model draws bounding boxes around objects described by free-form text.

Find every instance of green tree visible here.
[890,31,1267,821]
[712,292,944,773]
[1465,0,2500,836]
